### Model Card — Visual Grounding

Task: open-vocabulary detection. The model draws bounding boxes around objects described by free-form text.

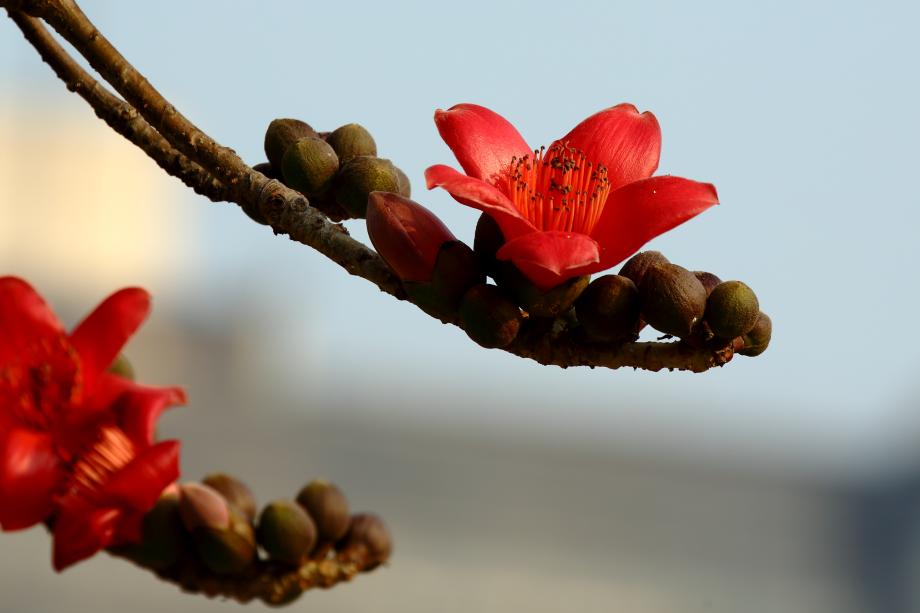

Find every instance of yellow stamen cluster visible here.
[70,426,136,499]
[506,143,611,234]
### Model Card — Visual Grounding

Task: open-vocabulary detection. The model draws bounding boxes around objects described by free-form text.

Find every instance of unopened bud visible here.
[334,156,401,217]
[257,500,317,565]
[202,473,257,521]
[693,271,722,296]
[115,489,188,570]
[705,280,760,339]
[281,136,339,196]
[326,123,377,163]
[404,241,484,321]
[296,480,351,543]
[338,513,392,570]
[264,118,319,171]
[473,213,504,275]
[395,167,411,198]
[179,482,230,532]
[619,251,669,287]
[639,263,707,338]
[252,161,280,181]
[494,262,588,318]
[107,353,134,381]
[739,311,772,357]
[459,284,522,348]
[575,275,640,342]
[179,483,255,574]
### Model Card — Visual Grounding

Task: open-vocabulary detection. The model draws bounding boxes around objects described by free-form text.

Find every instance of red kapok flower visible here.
[0,277,185,570]
[425,103,719,290]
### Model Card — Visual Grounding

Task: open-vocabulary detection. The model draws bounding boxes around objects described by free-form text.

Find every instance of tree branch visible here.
[4,0,733,373]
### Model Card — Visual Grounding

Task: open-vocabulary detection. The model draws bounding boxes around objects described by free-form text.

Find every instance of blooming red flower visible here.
[0,277,185,570]
[425,103,719,290]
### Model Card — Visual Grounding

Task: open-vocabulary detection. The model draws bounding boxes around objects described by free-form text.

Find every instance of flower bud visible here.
[619,251,669,287]
[705,280,760,339]
[494,262,588,318]
[202,473,257,522]
[107,353,135,380]
[693,271,722,296]
[739,311,772,357]
[395,167,411,197]
[404,241,483,321]
[252,161,280,181]
[639,263,707,338]
[257,500,317,565]
[473,213,504,275]
[179,482,230,532]
[575,275,640,342]
[179,483,256,574]
[334,156,401,217]
[115,489,188,570]
[326,123,377,163]
[281,136,339,196]
[338,513,392,570]
[264,118,319,171]
[366,192,456,283]
[296,479,351,543]
[459,284,522,348]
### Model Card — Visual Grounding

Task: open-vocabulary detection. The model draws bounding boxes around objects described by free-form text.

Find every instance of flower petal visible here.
[425,164,534,240]
[558,104,661,191]
[591,176,719,270]
[366,191,456,282]
[68,288,151,393]
[52,502,121,571]
[0,277,64,362]
[98,440,180,510]
[101,374,186,446]
[434,103,531,184]
[0,425,63,531]
[496,231,600,291]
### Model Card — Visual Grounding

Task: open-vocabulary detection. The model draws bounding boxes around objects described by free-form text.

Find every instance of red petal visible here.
[591,176,719,270]
[558,104,661,191]
[496,231,600,291]
[425,164,534,241]
[108,375,186,446]
[366,192,456,282]
[434,103,531,184]
[0,277,64,363]
[98,440,180,511]
[0,426,63,530]
[52,503,121,571]
[69,288,150,393]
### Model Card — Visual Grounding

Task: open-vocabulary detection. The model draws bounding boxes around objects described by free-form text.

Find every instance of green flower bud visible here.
[107,353,134,381]
[333,156,401,217]
[281,137,339,197]
[459,284,522,349]
[257,500,317,565]
[202,473,257,522]
[494,262,588,318]
[639,263,707,338]
[404,241,484,322]
[395,167,411,198]
[574,275,640,342]
[739,311,772,357]
[179,483,256,574]
[295,479,351,543]
[619,251,669,287]
[264,118,319,171]
[338,513,392,570]
[705,280,760,339]
[473,213,504,275]
[693,271,722,296]
[326,123,377,163]
[114,489,188,570]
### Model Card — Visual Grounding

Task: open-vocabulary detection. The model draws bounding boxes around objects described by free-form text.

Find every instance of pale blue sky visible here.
[2,0,919,479]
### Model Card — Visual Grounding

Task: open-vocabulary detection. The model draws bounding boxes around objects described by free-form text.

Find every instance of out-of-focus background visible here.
[2,1,920,611]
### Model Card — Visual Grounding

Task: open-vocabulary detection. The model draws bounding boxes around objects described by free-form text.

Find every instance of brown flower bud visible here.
[395,166,412,198]
[264,118,319,171]
[639,263,707,338]
[739,311,772,357]
[705,280,760,338]
[473,213,504,275]
[619,251,669,287]
[494,262,588,318]
[326,123,377,163]
[257,500,317,565]
[575,275,640,342]
[202,473,257,522]
[333,156,401,217]
[296,480,351,543]
[338,513,392,570]
[179,483,256,575]
[459,284,522,348]
[281,136,339,196]
[693,271,722,296]
[404,241,484,321]
[114,489,188,570]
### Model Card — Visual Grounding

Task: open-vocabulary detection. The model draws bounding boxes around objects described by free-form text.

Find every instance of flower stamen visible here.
[506,143,611,234]
[68,426,136,501]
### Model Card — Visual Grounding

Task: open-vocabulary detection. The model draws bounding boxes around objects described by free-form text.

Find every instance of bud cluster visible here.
[113,474,391,607]
[255,118,410,222]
